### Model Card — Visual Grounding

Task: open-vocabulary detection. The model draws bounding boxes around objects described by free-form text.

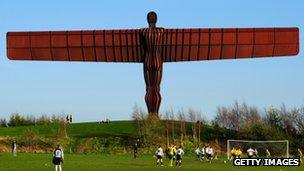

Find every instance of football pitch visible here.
[0,153,302,171]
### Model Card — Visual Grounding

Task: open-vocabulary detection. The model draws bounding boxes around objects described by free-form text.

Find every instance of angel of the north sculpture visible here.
[6,11,299,115]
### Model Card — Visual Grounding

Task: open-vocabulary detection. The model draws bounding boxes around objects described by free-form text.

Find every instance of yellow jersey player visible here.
[236,148,242,158]
[230,147,237,160]
[167,144,175,167]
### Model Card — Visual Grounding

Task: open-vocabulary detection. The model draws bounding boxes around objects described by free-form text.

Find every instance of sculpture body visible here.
[142,27,164,114]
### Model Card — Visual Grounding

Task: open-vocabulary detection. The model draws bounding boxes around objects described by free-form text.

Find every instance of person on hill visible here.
[11,141,17,157]
[66,115,70,123]
[195,146,201,160]
[53,145,64,171]
[155,145,164,166]
[175,146,184,167]
[69,114,72,123]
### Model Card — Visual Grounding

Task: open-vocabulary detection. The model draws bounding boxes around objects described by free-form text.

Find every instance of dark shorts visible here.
[206,153,213,158]
[52,157,62,165]
[168,154,174,159]
[157,155,162,159]
[176,154,182,160]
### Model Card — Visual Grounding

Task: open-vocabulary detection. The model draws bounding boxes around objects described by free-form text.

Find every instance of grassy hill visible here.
[0,120,137,138]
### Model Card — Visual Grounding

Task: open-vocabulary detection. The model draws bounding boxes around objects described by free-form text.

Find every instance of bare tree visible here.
[279,104,297,135]
[164,111,170,146]
[178,109,186,146]
[132,104,148,142]
[188,108,197,143]
[295,106,304,135]
[196,111,204,146]
[169,109,175,144]
[132,104,142,137]
[214,101,262,131]
[214,106,239,130]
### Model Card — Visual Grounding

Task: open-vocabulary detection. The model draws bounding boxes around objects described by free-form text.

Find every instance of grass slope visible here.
[0,153,302,171]
[0,121,137,137]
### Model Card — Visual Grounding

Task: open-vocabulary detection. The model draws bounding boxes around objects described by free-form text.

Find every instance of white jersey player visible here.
[53,145,64,171]
[175,146,184,167]
[247,147,254,158]
[195,147,201,160]
[155,146,164,166]
[205,146,214,161]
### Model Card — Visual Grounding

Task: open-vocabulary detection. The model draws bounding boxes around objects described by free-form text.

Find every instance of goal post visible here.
[227,139,289,159]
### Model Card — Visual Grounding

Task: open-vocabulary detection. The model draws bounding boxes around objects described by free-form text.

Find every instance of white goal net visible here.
[227,140,289,159]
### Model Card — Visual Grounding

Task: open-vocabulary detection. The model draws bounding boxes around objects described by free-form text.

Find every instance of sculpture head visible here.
[147,11,157,28]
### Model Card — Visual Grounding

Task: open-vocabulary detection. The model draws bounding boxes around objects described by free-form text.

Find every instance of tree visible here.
[264,106,282,129]
[279,104,297,135]
[0,118,7,127]
[188,108,197,143]
[164,110,170,146]
[295,106,304,135]
[9,113,25,126]
[213,105,240,131]
[168,109,175,144]
[132,104,143,137]
[177,109,186,146]
[195,111,205,146]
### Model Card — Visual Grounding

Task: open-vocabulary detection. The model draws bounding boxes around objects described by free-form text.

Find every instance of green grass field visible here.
[0,121,137,137]
[0,153,302,171]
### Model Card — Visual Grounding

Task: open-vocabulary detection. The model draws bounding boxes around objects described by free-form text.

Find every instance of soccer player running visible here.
[195,146,201,160]
[254,149,259,158]
[236,148,243,158]
[53,145,64,171]
[155,145,164,166]
[246,147,255,158]
[205,145,214,163]
[201,145,206,160]
[229,147,237,160]
[175,146,184,167]
[168,144,176,167]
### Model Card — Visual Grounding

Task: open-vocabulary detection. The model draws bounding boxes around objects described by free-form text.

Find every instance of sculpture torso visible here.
[141,27,164,69]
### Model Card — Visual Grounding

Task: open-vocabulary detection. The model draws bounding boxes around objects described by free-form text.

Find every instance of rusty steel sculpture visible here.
[7,11,299,115]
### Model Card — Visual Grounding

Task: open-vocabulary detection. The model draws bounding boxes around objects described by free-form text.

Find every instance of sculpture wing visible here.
[161,27,299,62]
[7,29,143,62]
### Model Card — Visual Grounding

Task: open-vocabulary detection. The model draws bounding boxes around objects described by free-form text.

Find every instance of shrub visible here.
[0,118,7,127]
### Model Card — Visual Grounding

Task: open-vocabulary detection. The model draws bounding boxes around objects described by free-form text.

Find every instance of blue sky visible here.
[0,0,303,122]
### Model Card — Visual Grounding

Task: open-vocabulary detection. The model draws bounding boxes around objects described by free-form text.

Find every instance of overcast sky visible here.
[0,0,303,122]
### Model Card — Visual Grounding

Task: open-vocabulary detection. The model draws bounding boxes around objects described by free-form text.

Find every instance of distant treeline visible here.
[132,102,304,154]
[0,113,65,127]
